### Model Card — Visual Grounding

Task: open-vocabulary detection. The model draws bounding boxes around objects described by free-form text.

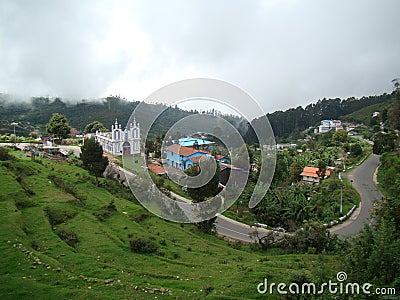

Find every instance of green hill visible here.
[341,97,396,124]
[245,92,395,141]
[0,149,340,299]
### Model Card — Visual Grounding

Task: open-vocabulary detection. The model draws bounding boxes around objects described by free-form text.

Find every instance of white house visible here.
[95,119,140,156]
[318,120,342,133]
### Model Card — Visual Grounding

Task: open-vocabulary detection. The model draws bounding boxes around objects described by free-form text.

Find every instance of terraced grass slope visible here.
[0,150,340,299]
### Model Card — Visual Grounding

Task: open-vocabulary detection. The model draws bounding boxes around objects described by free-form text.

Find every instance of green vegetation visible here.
[247,92,394,140]
[83,121,108,134]
[345,151,400,292]
[45,113,71,140]
[344,85,400,292]
[238,131,366,231]
[0,149,343,299]
[80,138,109,186]
[0,96,195,139]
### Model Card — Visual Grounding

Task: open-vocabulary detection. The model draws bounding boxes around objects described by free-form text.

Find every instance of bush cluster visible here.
[0,147,14,161]
[129,237,159,254]
[44,207,77,226]
[56,229,79,248]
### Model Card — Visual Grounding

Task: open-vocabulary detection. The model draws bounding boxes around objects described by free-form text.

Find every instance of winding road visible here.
[329,154,383,237]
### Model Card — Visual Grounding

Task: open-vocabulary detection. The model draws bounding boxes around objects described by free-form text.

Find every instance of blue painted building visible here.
[177,137,214,150]
[165,144,210,170]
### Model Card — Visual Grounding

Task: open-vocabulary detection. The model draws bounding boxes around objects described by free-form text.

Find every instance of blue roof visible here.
[177,137,214,147]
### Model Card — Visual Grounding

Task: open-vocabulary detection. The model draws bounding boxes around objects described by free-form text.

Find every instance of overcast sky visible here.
[1,0,399,113]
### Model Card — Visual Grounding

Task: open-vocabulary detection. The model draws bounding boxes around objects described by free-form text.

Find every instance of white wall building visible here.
[95,119,140,156]
[318,119,342,133]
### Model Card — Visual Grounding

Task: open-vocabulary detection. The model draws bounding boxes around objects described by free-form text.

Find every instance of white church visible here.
[95,118,140,156]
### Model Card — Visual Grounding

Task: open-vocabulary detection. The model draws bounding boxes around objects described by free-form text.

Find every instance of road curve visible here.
[330,154,383,237]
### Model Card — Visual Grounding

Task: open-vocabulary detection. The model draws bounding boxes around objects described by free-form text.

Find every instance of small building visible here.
[176,137,214,150]
[372,111,380,118]
[165,144,210,170]
[215,154,230,164]
[318,119,342,133]
[148,163,166,175]
[345,123,356,132]
[95,119,140,156]
[300,166,331,184]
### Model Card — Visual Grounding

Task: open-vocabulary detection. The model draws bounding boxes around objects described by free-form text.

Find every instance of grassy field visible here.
[0,149,342,299]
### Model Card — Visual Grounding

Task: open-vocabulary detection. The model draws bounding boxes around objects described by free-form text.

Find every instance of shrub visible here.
[15,198,36,209]
[31,240,40,251]
[204,285,214,294]
[45,207,77,226]
[0,147,14,161]
[56,229,79,248]
[93,200,117,221]
[129,237,158,254]
[130,214,149,223]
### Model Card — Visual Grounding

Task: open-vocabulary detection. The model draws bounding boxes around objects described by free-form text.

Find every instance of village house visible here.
[95,119,140,156]
[165,144,210,170]
[300,166,331,184]
[318,119,342,133]
[176,137,215,150]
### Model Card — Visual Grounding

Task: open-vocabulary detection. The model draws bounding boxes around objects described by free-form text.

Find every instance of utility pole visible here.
[339,172,343,215]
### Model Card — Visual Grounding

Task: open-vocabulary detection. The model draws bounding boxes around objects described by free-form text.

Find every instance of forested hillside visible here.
[246,92,395,142]
[0,95,194,137]
[1,91,396,142]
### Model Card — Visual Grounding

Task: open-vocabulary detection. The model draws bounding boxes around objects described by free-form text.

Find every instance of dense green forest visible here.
[0,95,251,140]
[0,95,194,138]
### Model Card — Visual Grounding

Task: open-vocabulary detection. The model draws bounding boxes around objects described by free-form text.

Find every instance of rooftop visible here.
[148,163,166,175]
[300,166,331,178]
[166,144,208,157]
[177,137,214,147]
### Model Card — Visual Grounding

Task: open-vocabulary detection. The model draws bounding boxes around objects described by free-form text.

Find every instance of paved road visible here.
[215,214,271,243]
[330,154,383,237]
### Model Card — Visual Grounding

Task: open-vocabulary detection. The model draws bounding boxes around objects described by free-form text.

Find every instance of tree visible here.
[332,129,348,144]
[80,137,108,186]
[289,161,303,183]
[46,113,71,141]
[184,159,220,234]
[185,159,220,202]
[350,143,362,157]
[84,121,108,134]
[317,159,326,178]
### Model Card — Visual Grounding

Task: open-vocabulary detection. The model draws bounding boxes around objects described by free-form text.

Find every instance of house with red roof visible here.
[300,166,331,184]
[165,144,210,170]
